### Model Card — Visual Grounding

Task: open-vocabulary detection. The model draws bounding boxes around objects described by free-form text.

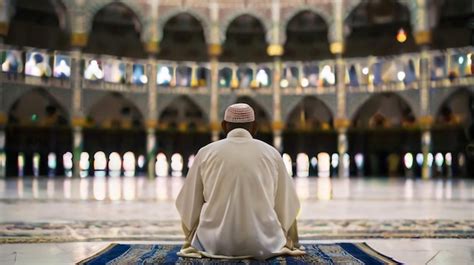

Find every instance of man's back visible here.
[176,128,300,259]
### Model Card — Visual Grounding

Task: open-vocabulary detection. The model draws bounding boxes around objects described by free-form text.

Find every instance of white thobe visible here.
[176,128,301,259]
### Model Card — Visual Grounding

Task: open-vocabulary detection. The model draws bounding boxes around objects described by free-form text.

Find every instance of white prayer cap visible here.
[224,103,255,123]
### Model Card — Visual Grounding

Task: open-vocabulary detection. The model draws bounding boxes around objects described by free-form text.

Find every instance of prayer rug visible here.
[77,243,401,265]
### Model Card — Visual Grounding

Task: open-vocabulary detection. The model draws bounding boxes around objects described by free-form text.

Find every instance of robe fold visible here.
[176,128,302,259]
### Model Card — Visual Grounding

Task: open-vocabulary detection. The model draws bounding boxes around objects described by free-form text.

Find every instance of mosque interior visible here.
[0,0,473,264]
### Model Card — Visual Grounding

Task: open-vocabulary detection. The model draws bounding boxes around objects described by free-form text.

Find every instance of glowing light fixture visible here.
[404,153,413,169]
[397,71,406,81]
[296,153,309,178]
[362,67,369,75]
[396,28,407,43]
[282,153,293,177]
[280,79,289,88]
[317,152,330,178]
[416,153,423,166]
[300,78,309,88]
[256,69,269,87]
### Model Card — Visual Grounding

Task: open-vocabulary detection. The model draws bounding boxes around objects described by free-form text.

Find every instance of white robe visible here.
[176,128,301,259]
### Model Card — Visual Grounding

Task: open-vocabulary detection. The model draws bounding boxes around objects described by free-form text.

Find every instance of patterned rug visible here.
[1,219,473,244]
[77,243,401,265]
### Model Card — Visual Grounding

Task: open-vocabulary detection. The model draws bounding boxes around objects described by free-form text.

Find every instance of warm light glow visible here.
[317,152,330,177]
[321,65,335,85]
[427,153,434,167]
[108,176,121,201]
[80,152,90,172]
[33,153,40,177]
[282,153,293,177]
[404,153,414,169]
[84,60,104,80]
[157,66,172,85]
[280,79,289,88]
[445,153,452,166]
[362,67,369,75]
[396,28,407,43]
[171,153,183,177]
[93,176,106,201]
[94,151,107,171]
[123,152,136,177]
[331,153,339,169]
[108,152,122,176]
[137,155,145,169]
[296,153,309,178]
[397,71,406,81]
[355,153,364,169]
[256,69,269,87]
[155,153,169,177]
[48,153,57,170]
[300,78,309,88]
[435,153,444,167]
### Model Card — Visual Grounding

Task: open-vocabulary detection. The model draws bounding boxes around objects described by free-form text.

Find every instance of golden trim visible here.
[71,117,87,127]
[333,118,350,129]
[0,22,9,36]
[267,44,284,57]
[0,113,7,125]
[208,44,222,57]
[145,120,158,129]
[414,31,432,45]
[330,42,345,54]
[71,32,88,47]
[145,40,159,54]
[418,115,433,128]
[210,121,221,131]
[272,121,284,130]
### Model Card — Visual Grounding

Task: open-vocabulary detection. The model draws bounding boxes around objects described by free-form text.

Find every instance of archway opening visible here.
[5,88,70,177]
[6,0,69,50]
[158,96,210,171]
[283,96,336,173]
[349,93,418,177]
[433,88,474,177]
[159,13,207,61]
[85,3,145,58]
[222,15,269,62]
[84,92,145,176]
[283,10,331,61]
[345,0,417,57]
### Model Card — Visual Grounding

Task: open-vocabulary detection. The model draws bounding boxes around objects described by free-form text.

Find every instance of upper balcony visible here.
[0,45,473,96]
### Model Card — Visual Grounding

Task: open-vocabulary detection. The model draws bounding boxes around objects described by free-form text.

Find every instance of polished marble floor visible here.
[0,176,473,264]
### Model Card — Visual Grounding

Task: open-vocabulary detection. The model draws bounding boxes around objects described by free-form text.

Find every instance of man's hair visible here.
[225,121,254,132]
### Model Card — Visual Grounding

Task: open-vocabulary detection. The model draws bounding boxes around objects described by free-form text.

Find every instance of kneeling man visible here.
[176,103,303,260]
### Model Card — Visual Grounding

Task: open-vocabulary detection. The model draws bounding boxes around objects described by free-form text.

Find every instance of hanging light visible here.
[397,28,407,43]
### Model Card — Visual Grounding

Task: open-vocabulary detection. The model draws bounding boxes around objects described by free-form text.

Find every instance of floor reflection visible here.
[0,176,472,202]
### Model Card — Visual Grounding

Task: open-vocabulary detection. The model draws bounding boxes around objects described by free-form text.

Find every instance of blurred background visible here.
[0,0,473,180]
[0,1,473,263]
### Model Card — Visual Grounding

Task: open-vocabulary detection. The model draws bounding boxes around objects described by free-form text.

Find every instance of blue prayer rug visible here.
[77,243,402,264]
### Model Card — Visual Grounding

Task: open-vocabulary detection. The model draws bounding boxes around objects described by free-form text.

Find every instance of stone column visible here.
[413,0,433,179]
[70,45,85,178]
[209,1,222,142]
[145,49,158,178]
[271,56,283,152]
[269,0,284,152]
[331,0,349,178]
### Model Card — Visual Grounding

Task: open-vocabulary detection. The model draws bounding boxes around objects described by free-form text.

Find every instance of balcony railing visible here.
[1,45,472,95]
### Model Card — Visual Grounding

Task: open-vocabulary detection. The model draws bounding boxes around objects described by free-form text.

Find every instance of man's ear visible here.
[221,120,227,133]
[251,121,258,136]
